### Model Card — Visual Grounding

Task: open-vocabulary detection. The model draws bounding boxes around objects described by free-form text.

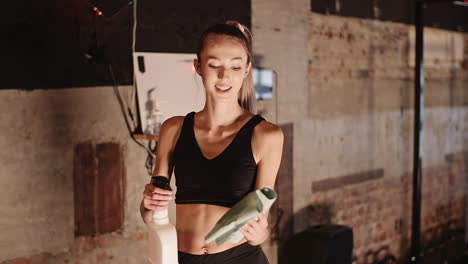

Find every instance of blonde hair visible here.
[196,21,256,112]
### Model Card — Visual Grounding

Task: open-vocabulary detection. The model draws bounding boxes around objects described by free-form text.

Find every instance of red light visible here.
[182,64,196,73]
[98,11,103,16]
[93,7,98,11]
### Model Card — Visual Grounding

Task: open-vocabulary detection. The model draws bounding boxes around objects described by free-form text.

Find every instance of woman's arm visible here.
[253,121,284,189]
[140,116,184,224]
[240,121,284,245]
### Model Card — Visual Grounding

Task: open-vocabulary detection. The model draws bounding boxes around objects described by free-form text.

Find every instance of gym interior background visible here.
[1,0,467,263]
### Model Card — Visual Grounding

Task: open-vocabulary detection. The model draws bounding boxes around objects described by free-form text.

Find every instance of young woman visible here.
[140,21,284,264]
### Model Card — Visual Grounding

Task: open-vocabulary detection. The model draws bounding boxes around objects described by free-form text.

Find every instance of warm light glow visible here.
[184,65,196,73]
[93,7,98,11]
[98,11,103,16]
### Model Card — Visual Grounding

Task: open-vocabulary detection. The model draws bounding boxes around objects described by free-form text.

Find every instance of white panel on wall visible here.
[133,52,205,135]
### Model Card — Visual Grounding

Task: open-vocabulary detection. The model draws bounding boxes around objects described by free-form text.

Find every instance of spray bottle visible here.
[147,176,178,264]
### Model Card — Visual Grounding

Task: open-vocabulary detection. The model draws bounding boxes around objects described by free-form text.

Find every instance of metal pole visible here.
[410,1,425,263]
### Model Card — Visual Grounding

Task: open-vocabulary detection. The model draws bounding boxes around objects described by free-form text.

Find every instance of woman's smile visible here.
[215,84,232,93]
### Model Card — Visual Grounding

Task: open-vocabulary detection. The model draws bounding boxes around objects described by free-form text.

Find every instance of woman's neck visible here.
[198,100,247,129]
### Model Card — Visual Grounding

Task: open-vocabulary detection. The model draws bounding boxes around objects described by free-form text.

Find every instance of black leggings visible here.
[178,242,270,264]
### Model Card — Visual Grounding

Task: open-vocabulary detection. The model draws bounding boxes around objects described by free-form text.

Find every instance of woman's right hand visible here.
[142,183,174,211]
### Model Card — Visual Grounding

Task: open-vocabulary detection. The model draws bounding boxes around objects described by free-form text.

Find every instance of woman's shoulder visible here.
[159,115,186,139]
[251,117,284,164]
[162,115,184,128]
[162,115,185,128]
[253,117,284,143]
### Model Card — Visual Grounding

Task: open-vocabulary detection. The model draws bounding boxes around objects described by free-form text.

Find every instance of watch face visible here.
[151,176,172,191]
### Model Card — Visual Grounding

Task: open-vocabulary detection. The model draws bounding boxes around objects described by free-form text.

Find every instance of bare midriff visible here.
[176,203,247,255]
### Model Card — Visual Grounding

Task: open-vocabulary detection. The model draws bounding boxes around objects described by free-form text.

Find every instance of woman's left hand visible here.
[240,212,269,246]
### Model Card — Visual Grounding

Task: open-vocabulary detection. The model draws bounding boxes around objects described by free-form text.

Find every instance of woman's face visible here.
[195,34,250,102]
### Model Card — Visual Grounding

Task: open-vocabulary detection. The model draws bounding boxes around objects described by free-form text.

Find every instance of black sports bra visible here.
[173,111,265,208]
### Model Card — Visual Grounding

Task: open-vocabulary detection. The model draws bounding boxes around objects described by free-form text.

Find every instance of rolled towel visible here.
[205,187,278,246]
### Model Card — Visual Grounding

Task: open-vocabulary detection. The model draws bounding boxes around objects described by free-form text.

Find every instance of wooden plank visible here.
[132,133,159,141]
[74,142,125,236]
[96,142,125,234]
[73,142,97,236]
[312,168,384,192]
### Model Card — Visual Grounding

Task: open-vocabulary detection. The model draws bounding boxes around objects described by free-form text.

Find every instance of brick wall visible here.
[1,232,147,264]
[0,87,151,263]
[306,13,468,263]
[0,1,466,263]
